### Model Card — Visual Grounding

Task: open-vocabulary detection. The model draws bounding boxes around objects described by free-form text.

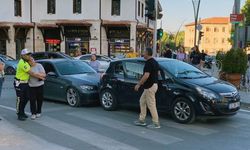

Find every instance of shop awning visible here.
[13,23,34,28]
[37,24,58,29]
[0,24,10,41]
[56,20,92,27]
[102,20,131,27]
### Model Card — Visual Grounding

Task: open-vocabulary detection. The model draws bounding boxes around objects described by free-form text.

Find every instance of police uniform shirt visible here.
[15,59,31,81]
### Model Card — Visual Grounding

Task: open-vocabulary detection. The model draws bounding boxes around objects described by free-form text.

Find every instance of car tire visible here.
[6,67,16,75]
[100,89,117,111]
[66,87,81,107]
[171,97,195,124]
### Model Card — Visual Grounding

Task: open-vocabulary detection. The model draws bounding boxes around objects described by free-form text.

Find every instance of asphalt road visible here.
[1,76,250,150]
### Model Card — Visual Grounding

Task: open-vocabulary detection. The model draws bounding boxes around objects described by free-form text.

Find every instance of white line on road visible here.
[68,112,183,145]
[240,109,250,113]
[36,116,139,150]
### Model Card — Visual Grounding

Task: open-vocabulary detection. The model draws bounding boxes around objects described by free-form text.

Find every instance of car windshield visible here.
[55,61,96,75]
[0,55,15,61]
[159,60,208,79]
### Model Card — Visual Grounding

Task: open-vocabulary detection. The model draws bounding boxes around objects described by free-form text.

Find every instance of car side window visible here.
[124,61,144,80]
[114,62,124,76]
[43,63,56,74]
[80,56,90,60]
[32,53,47,60]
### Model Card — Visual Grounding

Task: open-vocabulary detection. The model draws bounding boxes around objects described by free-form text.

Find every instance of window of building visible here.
[141,3,144,18]
[73,0,81,14]
[214,38,218,44]
[138,1,140,17]
[222,27,226,32]
[214,27,219,32]
[14,0,22,16]
[206,27,210,32]
[111,0,121,16]
[47,0,56,14]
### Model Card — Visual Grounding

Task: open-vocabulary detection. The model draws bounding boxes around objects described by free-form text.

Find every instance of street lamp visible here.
[192,0,201,47]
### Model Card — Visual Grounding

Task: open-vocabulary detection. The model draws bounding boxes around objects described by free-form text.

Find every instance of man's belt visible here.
[14,77,28,83]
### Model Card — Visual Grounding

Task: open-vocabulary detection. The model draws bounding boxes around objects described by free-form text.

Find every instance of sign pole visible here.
[153,0,158,57]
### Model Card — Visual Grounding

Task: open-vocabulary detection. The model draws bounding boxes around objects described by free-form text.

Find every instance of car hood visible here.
[181,77,237,93]
[64,73,100,86]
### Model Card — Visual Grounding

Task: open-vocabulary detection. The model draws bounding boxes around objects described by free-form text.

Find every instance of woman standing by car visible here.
[28,58,46,120]
[0,60,5,98]
[89,54,101,72]
[176,46,186,62]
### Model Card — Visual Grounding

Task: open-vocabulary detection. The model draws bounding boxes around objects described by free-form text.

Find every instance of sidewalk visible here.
[0,117,70,150]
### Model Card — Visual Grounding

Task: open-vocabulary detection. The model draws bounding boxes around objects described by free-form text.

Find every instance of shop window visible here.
[14,0,22,17]
[138,1,140,17]
[111,0,120,16]
[0,40,6,55]
[73,0,81,14]
[47,0,56,14]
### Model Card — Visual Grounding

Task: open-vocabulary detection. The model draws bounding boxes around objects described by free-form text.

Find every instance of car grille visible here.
[220,91,240,102]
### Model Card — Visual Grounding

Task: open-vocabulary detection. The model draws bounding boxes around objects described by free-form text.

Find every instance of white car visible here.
[75,54,113,72]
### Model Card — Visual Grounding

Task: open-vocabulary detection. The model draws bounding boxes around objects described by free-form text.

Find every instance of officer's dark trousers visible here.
[14,82,29,116]
[29,85,44,115]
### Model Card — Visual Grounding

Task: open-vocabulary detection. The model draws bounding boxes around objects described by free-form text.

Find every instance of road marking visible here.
[240,109,250,113]
[68,112,183,145]
[36,116,139,150]
[160,121,218,136]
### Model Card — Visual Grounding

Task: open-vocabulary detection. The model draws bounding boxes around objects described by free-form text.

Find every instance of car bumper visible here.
[79,91,99,105]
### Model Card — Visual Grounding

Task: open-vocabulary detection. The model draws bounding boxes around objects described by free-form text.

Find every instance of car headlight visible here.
[196,87,218,100]
[80,85,95,91]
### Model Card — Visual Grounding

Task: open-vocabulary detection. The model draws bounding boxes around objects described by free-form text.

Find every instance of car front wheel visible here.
[100,89,117,111]
[171,97,195,124]
[66,87,81,107]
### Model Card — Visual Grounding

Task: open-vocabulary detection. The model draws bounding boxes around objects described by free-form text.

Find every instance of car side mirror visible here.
[47,72,57,77]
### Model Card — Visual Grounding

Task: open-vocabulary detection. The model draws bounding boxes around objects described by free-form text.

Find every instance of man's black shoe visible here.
[18,116,26,121]
[23,114,28,118]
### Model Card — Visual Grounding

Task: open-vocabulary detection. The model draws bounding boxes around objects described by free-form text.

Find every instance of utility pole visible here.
[192,0,201,47]
[233,0,241,49]
[153,0,158,57]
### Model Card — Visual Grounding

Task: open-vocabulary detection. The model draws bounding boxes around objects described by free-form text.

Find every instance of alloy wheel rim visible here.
[102,92,113,108]
[174,101,191,121]
[67,88,77,106]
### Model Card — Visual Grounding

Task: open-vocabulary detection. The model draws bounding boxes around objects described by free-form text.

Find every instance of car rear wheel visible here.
[100,89,117,111]
[6,67,16,75]
[171,97,195,124]
[66,87,81,107]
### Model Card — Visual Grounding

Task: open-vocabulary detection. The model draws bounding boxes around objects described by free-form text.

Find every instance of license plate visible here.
[229,102,240,109]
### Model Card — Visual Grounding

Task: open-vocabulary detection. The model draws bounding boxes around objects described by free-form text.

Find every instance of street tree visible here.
[242,0,250,25]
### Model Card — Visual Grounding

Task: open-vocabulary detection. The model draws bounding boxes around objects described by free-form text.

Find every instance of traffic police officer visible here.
[14,49,44,121]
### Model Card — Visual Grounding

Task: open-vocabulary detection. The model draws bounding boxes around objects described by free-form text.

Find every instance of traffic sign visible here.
[197,24,202,31]
[230,14,244,23]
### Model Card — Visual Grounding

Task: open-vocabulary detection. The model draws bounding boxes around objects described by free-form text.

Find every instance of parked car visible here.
[32,52,73,60]
[0,54,18,75]
[100,58,240,124]
[75,54,113,72]
[37,59,100,107]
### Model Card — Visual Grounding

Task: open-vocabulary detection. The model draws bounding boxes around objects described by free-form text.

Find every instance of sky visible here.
[159,0,247,33]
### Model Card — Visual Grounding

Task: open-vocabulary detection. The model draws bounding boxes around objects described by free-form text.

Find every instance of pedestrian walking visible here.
[0,60,4,121]
[14,49,45,121]
[28,58,46,120]
[89,54,101,72]
[134,48,161,129]
[163,44,172,58]
[190,46,202,69]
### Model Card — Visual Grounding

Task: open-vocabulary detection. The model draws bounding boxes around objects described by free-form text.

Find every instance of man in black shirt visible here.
[134,48,160,129]
[190,46,201,69]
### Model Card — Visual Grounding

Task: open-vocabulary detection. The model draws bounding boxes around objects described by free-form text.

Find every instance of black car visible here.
[38,59,100,107]
[32,52,73,60]
[100,58,240,123]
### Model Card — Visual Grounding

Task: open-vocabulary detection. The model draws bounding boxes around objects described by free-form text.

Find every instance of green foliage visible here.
[222,48,248,74]
[161,31,185,50]
[241,0,250,26]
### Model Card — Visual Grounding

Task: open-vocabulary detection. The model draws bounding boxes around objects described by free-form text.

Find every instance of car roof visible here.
[36,58,80,63]
[110,57,174,63]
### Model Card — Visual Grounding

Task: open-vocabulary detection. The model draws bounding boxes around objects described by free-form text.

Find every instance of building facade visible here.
[0,0,157,59]
[184,17,232,55]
